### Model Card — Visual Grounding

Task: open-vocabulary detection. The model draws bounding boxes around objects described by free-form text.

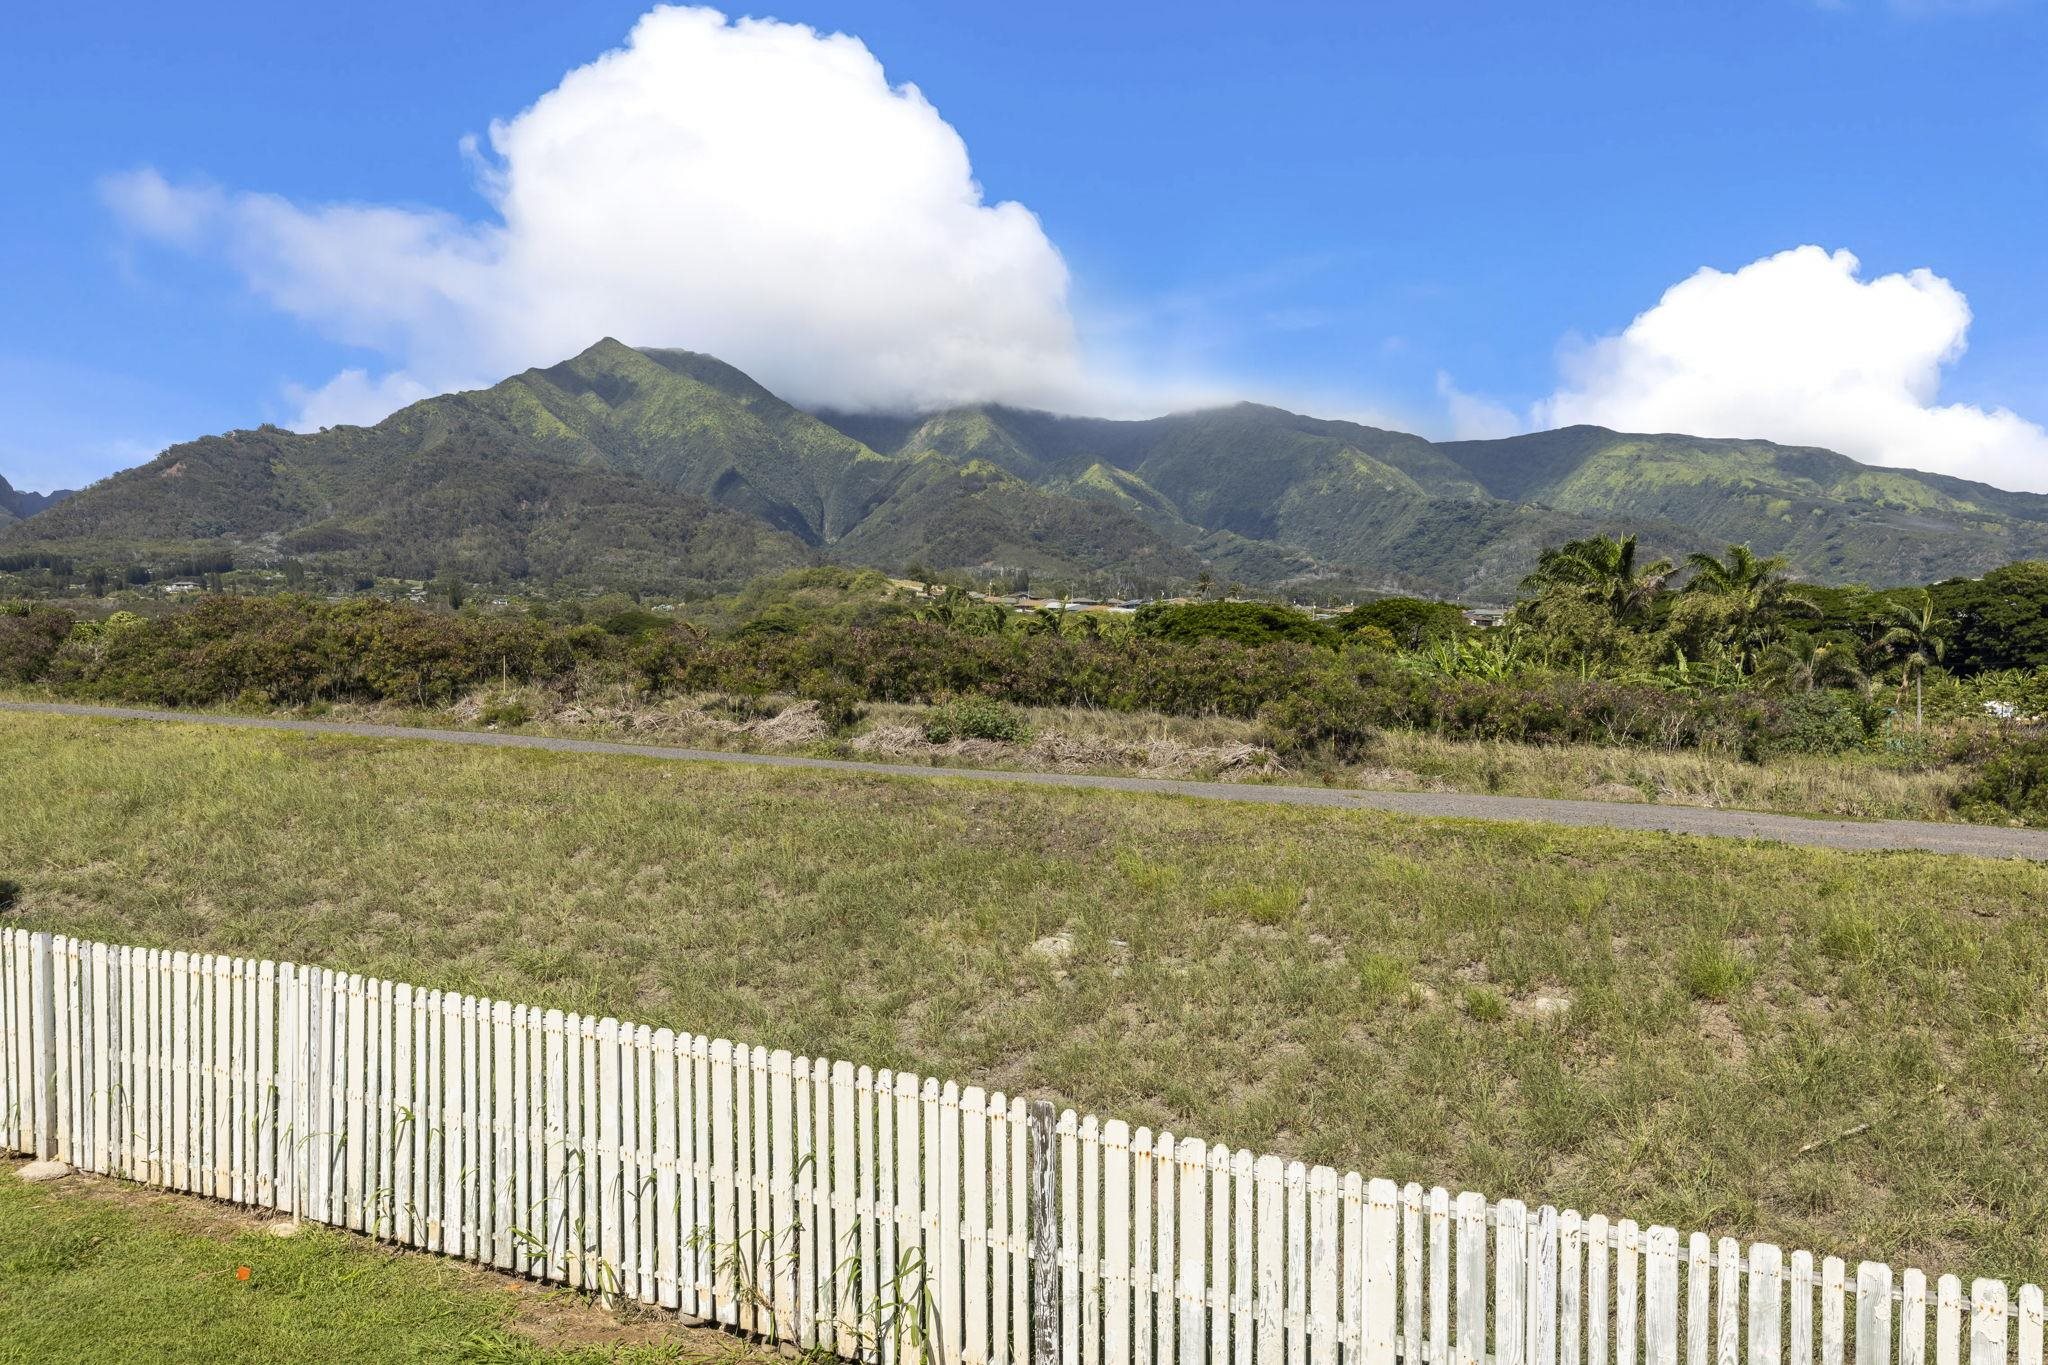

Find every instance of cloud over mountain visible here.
[1533,245,2048,491]
[103,5,1086,428]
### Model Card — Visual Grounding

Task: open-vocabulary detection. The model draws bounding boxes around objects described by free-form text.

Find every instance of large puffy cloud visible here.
[1533,245,2048,491]
[103,6,1086,428]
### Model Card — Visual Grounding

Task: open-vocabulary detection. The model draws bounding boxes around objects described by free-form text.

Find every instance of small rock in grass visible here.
[1029,931,1074,959]
[267,1220,303,1238]
[1513,989,1575,1021]
[19,1159,71,1182]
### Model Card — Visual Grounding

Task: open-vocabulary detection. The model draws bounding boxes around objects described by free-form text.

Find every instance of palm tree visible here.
[1756,632,1864,693]
[1876,592,1948,731]
[1522,534,1675,623]
[1683,544,1816,670]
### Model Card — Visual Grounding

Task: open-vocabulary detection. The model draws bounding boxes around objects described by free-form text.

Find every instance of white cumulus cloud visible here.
[284,369,435,431]
[1532,244,2048,491]
[103,5,1086,429]
[1435,371,1521,441]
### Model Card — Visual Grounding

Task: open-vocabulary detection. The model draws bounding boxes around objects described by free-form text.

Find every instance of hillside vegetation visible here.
[9,340,2048,597]
[9,547,2048,824]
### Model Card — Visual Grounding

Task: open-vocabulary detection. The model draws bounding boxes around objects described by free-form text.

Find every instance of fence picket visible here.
[1941,1277,1966,1365]
[1365,1177,1399,1365]
[1562,1210,1584,1365]
[1753,1245,1784,1365]
[1694,1234,1716,1365]
[1974,1282,2009,1365]
[991,1091,1013,1365]
[893,1070,922,1361]
[1406,1184,1428,1365]
[1824,1259,1847,1365]
[1647,1226,1679,1365]
[1501,1202,1530,1365]
[1458,1192,1487,1365]
[1862,1264,1896,1365]
[1208,1144,1230,1365]
[1722,1240,1745,1365]
[1903,1272,1928,1365]
[969,1088,994,1365]
[1795,1254,1818,1365]
[1157,1133,1179,1365]
[1079,1114,1100,1365]
[1179,1138,1206,1365]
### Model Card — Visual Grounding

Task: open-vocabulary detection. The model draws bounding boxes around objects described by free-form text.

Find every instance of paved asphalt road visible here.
[7,699,2046,861]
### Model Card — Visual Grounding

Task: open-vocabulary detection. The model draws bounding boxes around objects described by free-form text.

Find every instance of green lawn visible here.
[3,710,2046,1296]
[0,1161,765,1363]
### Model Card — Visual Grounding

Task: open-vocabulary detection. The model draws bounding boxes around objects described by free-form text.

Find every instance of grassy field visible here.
[3,709,2046,1298]
[0,1160,773,1363]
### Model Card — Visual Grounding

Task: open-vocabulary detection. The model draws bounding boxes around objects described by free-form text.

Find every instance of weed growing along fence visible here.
[2,927,2041,1365]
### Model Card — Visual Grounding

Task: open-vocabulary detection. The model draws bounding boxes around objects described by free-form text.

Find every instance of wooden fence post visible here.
[1031,1099,1058,1365]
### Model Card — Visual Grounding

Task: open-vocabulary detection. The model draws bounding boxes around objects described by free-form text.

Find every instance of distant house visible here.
[162,581,200,594]
[1463,607,1509,629]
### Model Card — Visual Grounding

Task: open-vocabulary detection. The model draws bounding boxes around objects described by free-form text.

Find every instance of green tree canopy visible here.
[1133,600,1337,648]
[1338,596,1469,649]
[1932,562,2048,673]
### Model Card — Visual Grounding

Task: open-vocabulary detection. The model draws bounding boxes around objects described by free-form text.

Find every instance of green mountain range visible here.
[8,338,2048,597]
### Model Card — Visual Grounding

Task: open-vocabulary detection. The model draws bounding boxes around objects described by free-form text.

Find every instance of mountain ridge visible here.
[0,475,75,527]
[8,339,2047,596]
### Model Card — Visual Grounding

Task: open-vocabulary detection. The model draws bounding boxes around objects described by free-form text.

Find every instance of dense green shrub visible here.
[1755,690,1876,756]
[1951,739,2048,824]
[923,695,1031,744]
[1259,677,1380,760]
[0,602,76,683]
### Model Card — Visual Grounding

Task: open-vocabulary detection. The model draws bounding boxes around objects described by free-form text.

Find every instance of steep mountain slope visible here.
[14,340,2048,597]
[821,403,1704,594]
[7,422,811,590]
[830,458,1203,582]
[1436,427,2048,587]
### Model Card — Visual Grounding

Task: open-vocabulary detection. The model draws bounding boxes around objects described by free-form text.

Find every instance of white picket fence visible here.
[1,927,2040,1365]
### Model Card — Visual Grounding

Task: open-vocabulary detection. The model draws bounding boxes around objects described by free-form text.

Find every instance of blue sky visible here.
[5,0,2047,493]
